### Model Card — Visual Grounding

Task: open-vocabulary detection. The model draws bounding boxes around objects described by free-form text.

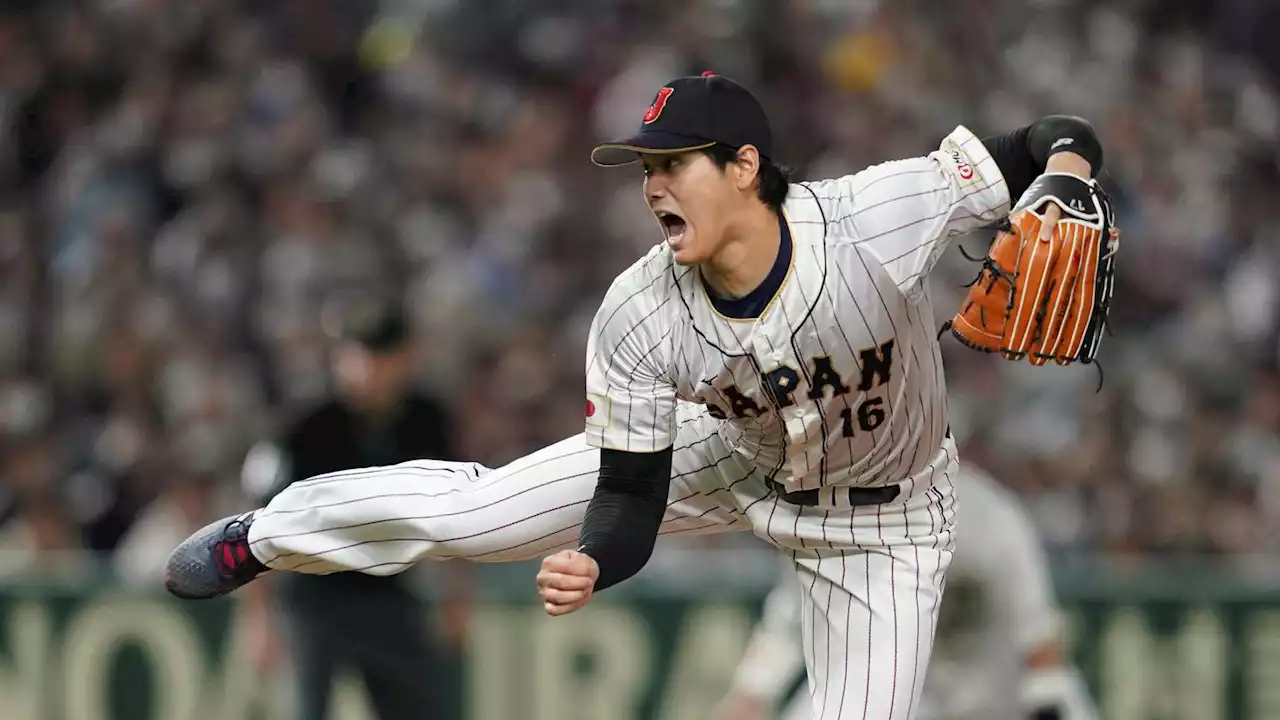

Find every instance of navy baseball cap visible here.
[590,71,774,167]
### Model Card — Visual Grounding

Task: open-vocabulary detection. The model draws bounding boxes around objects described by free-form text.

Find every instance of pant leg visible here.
[733,445,959,720]
[280,596,441,720]
[352,602,441,720]
[249,405,751,574]
[278,608,338,720]
[809,480,955,719]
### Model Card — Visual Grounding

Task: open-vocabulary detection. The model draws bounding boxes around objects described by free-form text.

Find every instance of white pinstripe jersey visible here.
[584,126,1011,492]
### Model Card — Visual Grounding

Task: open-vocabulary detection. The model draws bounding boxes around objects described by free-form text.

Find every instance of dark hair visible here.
[701,144,791,211]
[323,294,411,353]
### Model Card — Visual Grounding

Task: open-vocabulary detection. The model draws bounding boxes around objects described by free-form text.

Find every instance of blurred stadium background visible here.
[0,0,1278,718]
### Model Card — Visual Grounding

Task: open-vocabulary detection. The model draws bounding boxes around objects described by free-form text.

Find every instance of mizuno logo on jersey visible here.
[944,148,981,188]
[706,340,894,420]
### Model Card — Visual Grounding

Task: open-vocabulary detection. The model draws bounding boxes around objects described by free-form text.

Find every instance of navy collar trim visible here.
[703,211,792,320]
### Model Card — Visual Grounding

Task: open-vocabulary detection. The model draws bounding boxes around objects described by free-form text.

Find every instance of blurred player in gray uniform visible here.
[714,464,1099,720]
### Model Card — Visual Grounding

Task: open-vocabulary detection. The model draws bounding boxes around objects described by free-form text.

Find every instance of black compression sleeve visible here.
[577,447,673,592]
[980,115,1103,201]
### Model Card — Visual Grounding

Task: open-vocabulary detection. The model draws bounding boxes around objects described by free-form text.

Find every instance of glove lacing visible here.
[942,225,1111,392]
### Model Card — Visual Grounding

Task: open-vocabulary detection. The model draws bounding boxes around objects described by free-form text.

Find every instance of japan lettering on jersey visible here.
[584,126,1010,491]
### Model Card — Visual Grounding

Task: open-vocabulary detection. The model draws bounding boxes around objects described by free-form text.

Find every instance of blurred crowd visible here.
[0,0,1277,585]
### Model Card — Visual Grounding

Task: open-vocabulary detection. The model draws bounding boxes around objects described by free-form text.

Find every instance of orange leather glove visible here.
[947,173,1119,366]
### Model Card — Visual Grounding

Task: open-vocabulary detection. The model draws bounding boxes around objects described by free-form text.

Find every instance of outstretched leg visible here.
[165,407,752,598]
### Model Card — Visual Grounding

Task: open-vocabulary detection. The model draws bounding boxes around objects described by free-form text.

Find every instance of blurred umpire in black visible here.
[241,297,469,720]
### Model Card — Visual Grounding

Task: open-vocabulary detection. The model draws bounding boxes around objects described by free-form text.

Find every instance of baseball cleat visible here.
[164,511,269,599]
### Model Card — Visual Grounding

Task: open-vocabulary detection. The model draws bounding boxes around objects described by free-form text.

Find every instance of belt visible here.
[767,478,901,507]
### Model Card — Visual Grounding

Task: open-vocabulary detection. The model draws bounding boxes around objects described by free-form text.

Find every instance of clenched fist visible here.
[536,549,599,616]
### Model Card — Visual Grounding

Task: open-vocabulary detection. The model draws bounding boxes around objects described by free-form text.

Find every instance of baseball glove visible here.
[945,172,1118,367]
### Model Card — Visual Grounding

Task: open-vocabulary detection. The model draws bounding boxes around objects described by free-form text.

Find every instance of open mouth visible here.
[656,211,687,244]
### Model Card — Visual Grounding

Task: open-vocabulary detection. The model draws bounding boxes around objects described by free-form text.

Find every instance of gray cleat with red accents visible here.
[164,511,269,599]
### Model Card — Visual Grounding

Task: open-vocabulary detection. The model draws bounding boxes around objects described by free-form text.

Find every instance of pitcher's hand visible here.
[536,549,599,616]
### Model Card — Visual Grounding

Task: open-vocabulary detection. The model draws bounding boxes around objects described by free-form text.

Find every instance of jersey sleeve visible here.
[807,124,1011,299]
[583,276,678,453]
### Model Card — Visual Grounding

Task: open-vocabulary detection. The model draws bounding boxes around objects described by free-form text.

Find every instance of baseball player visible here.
[713,464,1100,720]
[165,72,1117,719]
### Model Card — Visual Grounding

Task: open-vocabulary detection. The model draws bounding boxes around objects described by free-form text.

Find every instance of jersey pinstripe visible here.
[725,465,1098,720]
[584,125,1010,491]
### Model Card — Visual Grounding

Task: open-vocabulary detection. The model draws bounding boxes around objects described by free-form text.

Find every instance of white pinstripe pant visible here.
[249,404,956,719]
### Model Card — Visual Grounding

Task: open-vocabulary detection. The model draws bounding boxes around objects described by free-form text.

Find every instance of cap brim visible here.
[590,132,716,167]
